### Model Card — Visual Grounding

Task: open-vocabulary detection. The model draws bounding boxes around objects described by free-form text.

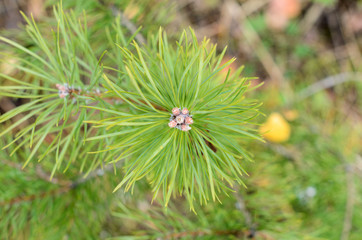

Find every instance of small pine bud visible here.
[170,107,192,131]
[168,120,177,128]
[172,107,181,116]
[181,124,191,131]
[176,115,185,124]
[181,108,189,115]
[185,116,193,124]
[59,92,68,98]
[56,83,71,98]
[56,84,66,92]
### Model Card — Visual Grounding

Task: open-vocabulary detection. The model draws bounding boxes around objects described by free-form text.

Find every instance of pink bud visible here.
[59,92,68,98]
[185,117,193,124]
[181,124,191,131]
[57,84,67,91]
[168,120,177,128]
[175,115,185,124]
[172,107,180,116]
[181,108,189,115]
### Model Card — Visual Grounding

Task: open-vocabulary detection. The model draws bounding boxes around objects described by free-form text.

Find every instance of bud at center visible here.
[176,115,185,124]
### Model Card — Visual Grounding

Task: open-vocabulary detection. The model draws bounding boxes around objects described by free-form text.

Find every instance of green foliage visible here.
[0,4,261,210]
[3,0,360,239]
[88,29,262,209]
[0,4,121,176]
[0,130,118,240]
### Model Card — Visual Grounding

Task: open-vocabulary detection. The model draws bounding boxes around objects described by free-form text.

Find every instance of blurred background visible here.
[0,0,361,239]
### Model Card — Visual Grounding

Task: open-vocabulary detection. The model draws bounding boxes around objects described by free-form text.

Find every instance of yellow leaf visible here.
[260,112,291,143]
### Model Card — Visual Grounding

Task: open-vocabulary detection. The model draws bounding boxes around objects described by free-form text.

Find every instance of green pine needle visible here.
[90,28,262,209]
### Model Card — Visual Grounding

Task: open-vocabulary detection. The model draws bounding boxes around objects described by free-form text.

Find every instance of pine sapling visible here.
[0,5,263,211]
[87,29,263,209]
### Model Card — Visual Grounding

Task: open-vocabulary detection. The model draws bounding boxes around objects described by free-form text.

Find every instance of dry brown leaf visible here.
[344,11,362,33]
[27,0,45,19]
[266,0,301,30]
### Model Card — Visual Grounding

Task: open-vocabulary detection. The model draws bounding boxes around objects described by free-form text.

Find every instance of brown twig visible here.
[1,158,69,185]
[226,0,293,100]
[162,229,247,240]
[340,8,362,71]
[71,163,116,187]
[265,142,303,168]
[233,184,256,238]
[0,163,117,207]
[355,154,362,178]
[0,186,70,207]
[300,3,325,34]
[109,5,146,45]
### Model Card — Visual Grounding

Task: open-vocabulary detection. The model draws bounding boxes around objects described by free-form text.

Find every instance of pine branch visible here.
[0,161,117,207]
[89,28,262,208]
[0,3,262,210]
[0,158,70,185]
[70,163,117,187]
[0,185,69,207]
[0,4,136,175]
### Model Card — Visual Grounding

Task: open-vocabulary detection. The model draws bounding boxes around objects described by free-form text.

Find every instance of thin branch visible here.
[0,158,69,185]
[240,0,269,17]
[0,162,117,206]
[300,3,325,34]
[0,186,69,207]
[227,0,292,99]
[71,163,116,188]
[355,154,362,178]
[266,142,303,168]
[340,162,356,240]
[342,8,362,71]
[162,229,246,239]
[233,185,256,238]
[297,72,362,101]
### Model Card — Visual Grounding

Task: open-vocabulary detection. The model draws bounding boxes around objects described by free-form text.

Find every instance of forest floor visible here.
[0,0,361,239]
